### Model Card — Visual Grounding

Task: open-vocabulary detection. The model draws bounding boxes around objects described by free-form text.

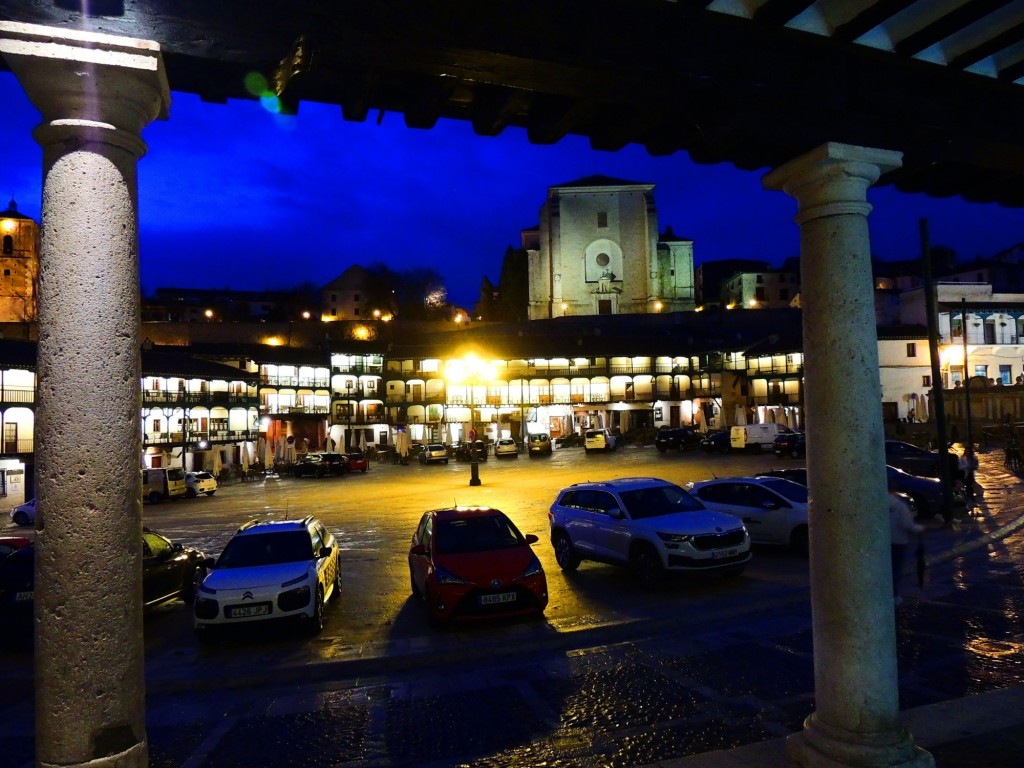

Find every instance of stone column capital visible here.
[0,21,169,147]
[763,142,903,223]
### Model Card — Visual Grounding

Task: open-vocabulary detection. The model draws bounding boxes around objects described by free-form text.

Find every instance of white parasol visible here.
[241,444,249,472]
[918,394,928,422]
[359,430,368,452]
[734,404,747,425]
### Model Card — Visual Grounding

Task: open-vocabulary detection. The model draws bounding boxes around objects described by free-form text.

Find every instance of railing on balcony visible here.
[260,375,331,388]
[144,429,255,446]
[0,386,35,405]
[1,438,34,453]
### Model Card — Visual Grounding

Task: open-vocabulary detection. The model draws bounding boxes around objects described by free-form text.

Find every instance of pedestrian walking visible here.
[889,484,925,606]
[959,446,979,511]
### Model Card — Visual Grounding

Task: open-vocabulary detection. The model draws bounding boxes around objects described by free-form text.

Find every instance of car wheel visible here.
[444,459,449,465]
[632,544,664,590]
[552,531,581,572]
[307,587,325,635]
[790,525,810,555]
[186,487,197,498]
[334,565,343,599]
[791,448,801,459]
[13,511,29,526]
[361,467,367,472]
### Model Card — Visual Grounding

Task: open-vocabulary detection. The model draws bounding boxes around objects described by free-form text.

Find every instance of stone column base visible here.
[787,713,934,768]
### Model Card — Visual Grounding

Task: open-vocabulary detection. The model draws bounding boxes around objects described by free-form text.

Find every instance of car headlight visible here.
[278,585,311,611]
[657,532,693,543]
[520,554,544,579]
[433,564,470,585]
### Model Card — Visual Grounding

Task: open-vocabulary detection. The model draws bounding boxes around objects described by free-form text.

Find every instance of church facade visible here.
[526,176,695,320]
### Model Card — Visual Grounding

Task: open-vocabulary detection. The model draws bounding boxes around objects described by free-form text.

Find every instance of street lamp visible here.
[445,354,495,487]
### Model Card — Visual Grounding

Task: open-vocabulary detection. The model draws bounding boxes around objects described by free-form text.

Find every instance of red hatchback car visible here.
[343,452,370,473]
[408,506,548,624]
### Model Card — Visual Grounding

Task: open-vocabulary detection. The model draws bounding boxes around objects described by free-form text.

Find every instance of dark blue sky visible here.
[3,70,1022,309]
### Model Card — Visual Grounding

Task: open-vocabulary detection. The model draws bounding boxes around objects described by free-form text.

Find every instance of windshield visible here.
[759,478,809,503]
[217,530,314,568]
[192,472,213,480]
[435,515,524,554]
[166,468,185,481]
[619,484,705,519]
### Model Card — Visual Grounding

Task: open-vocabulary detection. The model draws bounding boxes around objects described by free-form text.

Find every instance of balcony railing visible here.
[144,429,255,446]
[1,438,34,453]
[260,375,331,388]
[0,386,35,405]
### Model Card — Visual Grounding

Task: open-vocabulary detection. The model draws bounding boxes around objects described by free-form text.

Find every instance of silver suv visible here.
[547,477,750,588]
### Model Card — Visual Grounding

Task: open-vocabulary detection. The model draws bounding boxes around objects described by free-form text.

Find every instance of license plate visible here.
[479,592,516,605]
[712,549,739,560]
[15,591,33,602]
[227,603,270,618]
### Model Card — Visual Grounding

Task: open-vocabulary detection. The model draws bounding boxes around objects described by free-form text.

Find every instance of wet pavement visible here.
[3,447,1024,767]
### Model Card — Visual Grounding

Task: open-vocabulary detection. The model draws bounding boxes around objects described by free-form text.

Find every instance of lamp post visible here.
[962,298,974,450]
[446,354,494,487]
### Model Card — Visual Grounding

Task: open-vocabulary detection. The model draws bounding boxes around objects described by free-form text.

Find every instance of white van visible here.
[142,467,187,503]
[730,423,792,451]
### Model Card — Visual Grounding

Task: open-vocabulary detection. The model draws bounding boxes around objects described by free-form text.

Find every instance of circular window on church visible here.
[595,252,610,267]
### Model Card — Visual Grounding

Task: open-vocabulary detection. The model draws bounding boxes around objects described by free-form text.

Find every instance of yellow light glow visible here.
[726,303,736,310]
[373,309,381,319]
[941,346,965,366]
[455,313,464,324]
[654,301,663,312]
[0,219,14,233]
[695,306,704,312]
[353,325,370,340]
[748,299,758,307]
[204,309,214,319]
[560,303,568,311]
[382,314,392,322]
[266,337,282,346]
[302,311,311,319]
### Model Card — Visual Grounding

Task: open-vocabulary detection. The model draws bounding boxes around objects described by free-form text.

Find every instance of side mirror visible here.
[202,556,218,569]
[410,543,426,556]
[319,545,332,559]
[524,533,539,545]
[172,542,184,553]
[610,508,625,519]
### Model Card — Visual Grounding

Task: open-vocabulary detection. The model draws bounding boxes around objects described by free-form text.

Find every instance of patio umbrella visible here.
[324,435,332,453]
[241,444,249,473]
[918,395,928,422]
[359,430,368,452]
[694,408,705,432]
[734,404,747,425]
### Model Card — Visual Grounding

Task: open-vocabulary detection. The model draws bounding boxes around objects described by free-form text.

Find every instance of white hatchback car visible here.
[193,516,341,643]
[687,476,809,552]
[185,471,218,497]
[548,477,750,588]
[494,438,519,458]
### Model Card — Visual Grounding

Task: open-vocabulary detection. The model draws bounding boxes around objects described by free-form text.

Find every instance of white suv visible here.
[584,429,617,453]
[547,477,751,588]
[193,516,341,643]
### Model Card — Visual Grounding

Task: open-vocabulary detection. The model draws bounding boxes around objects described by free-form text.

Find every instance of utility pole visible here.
[921,219,955,520]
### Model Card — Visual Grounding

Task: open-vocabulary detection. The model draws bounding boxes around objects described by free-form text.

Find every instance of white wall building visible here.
[527,175,695,319]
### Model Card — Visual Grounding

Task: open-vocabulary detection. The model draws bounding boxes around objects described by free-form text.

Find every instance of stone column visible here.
[0,22,169,768]
[764,143,933,768]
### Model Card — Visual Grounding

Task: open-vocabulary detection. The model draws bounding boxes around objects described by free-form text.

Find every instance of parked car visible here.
[773,432,806,458]
[527,432,552,456]
[494,438,519,458]
[408,506,548,624]
[185,471,218,497]
[584,429,617,453]
[884,440,959,479]
[688,476,809,552]
[193,516,341,643]
[142,467,187,504]
[0,535,31,558]
[455,440,488,461]
[315,452,349,476]
[654,426,703,453]
[9,498,36,527]
[1,529,207,627]
[730,423,794,451]
[419,443,450,465]
[547,477,751,588]
[343,452,369,473]
[699,431,731,454]
[756,468,808,485]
